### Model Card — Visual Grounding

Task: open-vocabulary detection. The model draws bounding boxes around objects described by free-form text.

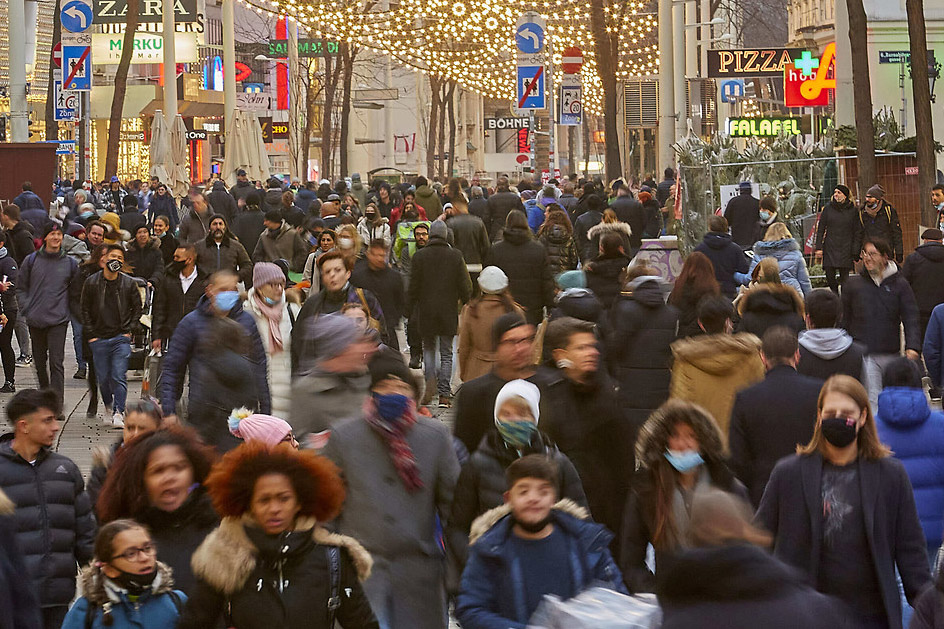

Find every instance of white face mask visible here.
[338,237,354,248]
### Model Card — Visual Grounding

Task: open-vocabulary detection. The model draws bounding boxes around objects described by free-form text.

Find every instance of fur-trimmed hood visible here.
[587,220,632,241]
[78,561,176,607]
[737,282,805,317]
[0,487,13,515]
[469,498,589,545]
[635,400,727,469]
[191,515,372,596]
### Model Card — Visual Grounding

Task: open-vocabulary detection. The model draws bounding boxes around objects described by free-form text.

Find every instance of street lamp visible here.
[908,55,942,103]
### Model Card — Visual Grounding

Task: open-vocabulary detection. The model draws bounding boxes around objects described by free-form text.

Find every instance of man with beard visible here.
[193,214,252,285]
[853,184,904,264]
[178,193,215,246]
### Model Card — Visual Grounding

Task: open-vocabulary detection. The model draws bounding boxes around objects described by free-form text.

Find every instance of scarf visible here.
[253,291,284,353]
[362,396,424,491]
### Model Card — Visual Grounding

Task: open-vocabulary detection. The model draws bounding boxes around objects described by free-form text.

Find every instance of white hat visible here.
[494,379,541,425]
[477,266,509,294]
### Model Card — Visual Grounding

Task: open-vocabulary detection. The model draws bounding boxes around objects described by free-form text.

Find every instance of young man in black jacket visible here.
[81,244,142,427]
[798,288,866,383]
[152,244,206,351]
[0,389,96,629]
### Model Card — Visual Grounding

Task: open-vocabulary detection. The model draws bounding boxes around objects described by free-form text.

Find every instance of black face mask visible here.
[109,567,157,595]
[821,416,859,448]
[268,227,281,236]
[512,513,553,534]
[167,260,186,274]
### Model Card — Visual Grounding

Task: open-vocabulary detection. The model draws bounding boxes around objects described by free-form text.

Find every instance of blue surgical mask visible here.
[373,393,410,422]
[263,295,279,306]
[759,210,771,222]
[496,420,538,449]
[665,449,704,473]
[214,290,239,312]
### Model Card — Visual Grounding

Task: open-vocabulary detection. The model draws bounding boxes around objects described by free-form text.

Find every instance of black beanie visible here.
[835,184,851,198]
[369,353,417,394]
[491,312,528,351]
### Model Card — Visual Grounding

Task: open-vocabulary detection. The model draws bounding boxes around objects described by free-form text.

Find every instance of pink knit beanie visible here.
[228,410,293,446]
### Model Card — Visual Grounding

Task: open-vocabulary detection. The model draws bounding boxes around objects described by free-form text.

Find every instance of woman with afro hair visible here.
[177,443,379,629]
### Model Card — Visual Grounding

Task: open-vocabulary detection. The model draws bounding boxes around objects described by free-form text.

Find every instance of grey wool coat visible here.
[324,414,460,629]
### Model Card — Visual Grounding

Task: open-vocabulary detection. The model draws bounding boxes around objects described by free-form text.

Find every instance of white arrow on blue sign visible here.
[516,65,546,110]
[515,23,544,55]
[61,0,94,33]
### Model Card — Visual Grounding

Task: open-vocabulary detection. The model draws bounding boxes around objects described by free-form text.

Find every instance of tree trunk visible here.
[847,0,876,191]
[44,0,62,143]
[104,0,139,179]
[437,82,448,178]
[320,55,343,181]
[446,82,457,178]
[339,44,356,179]
[567,125,575,177]
[583,115,591,177]
[426,75,441,178]
[906,0,936,224]
[302,61,317,178]
[588,0,621,180]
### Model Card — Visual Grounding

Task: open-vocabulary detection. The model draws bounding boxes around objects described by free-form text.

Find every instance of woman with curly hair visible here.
[669,251,721,338]
[619,400,746,593]
[537,208,578,277]
[178,443,379,629]
[96,426,219,595]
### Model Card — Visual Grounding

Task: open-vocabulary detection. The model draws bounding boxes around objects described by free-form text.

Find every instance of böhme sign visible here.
[708,48,805,78]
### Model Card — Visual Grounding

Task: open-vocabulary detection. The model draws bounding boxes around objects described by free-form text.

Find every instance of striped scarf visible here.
[362,397,424,492]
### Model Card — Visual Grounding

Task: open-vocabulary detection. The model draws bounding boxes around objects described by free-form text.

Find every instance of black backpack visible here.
[84,590,183,629]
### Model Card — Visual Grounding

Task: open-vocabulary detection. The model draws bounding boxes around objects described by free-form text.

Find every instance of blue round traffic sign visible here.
[515,23,545,55]
[61,0,93,34]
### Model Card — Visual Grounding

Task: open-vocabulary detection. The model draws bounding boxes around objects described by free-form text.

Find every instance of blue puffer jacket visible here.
[876,386,944,550]
[0,435,96,607]
[159,294,270,417]
[456,500,627,629]
[62,562,186,629]
[745,238,812,296]
[525,199,544,234]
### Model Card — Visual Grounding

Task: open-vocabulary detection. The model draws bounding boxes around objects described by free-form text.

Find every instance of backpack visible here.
[84,590,183,629]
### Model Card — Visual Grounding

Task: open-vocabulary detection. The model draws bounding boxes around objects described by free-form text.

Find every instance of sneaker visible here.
[439,395,453,409]
[409,357,422,369]
[932,386,943,402]
[15,355,32,367]
[0,382,14,393]
[73,367,87,380]
[112,411,125,428]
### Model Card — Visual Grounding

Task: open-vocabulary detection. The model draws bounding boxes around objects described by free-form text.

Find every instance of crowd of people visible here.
[3,168,944,629]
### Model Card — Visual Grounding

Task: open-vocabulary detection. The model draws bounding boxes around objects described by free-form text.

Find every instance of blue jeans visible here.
[422,334,454,397]
[90,335,131,412]
[70,315,86,369]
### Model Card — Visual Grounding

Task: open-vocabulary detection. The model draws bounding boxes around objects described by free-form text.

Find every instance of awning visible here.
[140,100,225,118]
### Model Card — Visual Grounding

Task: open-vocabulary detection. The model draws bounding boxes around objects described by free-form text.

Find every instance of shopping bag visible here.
[527,587,662,629]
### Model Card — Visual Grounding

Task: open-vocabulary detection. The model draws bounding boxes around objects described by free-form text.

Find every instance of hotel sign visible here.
[708,48,805,78]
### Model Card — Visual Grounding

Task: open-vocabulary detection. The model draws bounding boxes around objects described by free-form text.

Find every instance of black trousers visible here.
[824,266,850,294]
[407,316,422,361]
[0,311,16,383]
[30,322,68,400]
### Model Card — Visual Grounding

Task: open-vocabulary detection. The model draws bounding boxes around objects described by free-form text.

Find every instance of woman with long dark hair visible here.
[178,443,378,629]
[619,400,745,593]
[757,375,931,629]
[457,266,525,382]
[669,252,721,337]
[96,426,219,595]
[537,208,578,277]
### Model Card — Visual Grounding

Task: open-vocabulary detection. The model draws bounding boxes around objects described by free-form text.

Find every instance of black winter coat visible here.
[609,195,642,225]
[911,570,944,629]
[136,488,219,596]
[157,232,179,266]
[484,191,524,241]
[607,280,679,427]
[180,519,378,629]
[484,227,554,325]
[408,237,472,336]
[735,284,805,338]
[351,259,405,327]
[0,436,96,606]
[757,454,932,629]
[585,254,630,309]
[152,267,207,341]
[539,225,578,278]
[902,243,944,336]
[0,497,42,629]
[841,266,920,354]
[658,544,847,629]
[724,191,759,247]
[694,232,748,297]
[7,221,35,264]
[854,201,905,262]
[573,210,603,263]
[0,253,18,315]
[445,213,490,267]
[540,366,634,556]
[125,238,165,287]
[207,184,238,225]
[728,365,823,507]
[670,285,714,338]
[231,208,266,258]
[449,429,587,538]
[468,197,489,222]
[815,199,857,269]
[118,207,146,236]
[148,193,179,230]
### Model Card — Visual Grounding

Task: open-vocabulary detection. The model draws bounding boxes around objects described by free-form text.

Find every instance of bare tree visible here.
[44,0,62,143]
[339,43,358,178]
[426,74,442,178]
[105,0,140,178]
[906,0,936,224]
[847,0,876,189]
[320,54,344,181]
[446,83,457,178]
[588,0,621,180]
[302,59,323,175]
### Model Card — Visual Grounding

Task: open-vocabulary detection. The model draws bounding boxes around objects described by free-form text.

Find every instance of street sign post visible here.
[53,42,63,68]
[54,140,77,156]
[63,46,92,91]
[515,21,544,55]
[559,82,582,126]
[516,66,546,110]
[53,79,79,120]
[561,46,583,74]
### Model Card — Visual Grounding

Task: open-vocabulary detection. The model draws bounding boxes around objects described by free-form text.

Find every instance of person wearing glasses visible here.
[840,236,920,409]
[61,519,187,629]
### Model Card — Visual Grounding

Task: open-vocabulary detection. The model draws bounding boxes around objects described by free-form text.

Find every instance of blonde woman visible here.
[745,221,812,297]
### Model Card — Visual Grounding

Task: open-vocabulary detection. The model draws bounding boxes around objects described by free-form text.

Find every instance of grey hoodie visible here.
[798,328,853,360]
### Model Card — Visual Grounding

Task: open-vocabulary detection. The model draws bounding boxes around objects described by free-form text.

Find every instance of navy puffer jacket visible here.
[0,435,96,606]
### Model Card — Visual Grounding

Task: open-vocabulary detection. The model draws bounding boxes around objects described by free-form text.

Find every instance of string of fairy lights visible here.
[231,0,659,114]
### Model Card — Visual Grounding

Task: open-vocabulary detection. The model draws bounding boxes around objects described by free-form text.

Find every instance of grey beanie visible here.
[429,219,448,240]
[305,314,362,364]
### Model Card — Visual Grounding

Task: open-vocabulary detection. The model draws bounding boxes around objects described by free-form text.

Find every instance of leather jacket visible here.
[80,270,142,339]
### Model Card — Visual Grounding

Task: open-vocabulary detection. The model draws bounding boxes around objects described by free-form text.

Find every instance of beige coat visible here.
[457,295,525,382]
[669,332,765,442]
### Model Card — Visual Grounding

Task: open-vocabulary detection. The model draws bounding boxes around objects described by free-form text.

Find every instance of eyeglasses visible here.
[860,250,878,259]
[111,543,157,563]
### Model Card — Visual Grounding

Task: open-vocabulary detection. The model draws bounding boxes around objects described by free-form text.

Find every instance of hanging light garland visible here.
[233,0,658,114]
